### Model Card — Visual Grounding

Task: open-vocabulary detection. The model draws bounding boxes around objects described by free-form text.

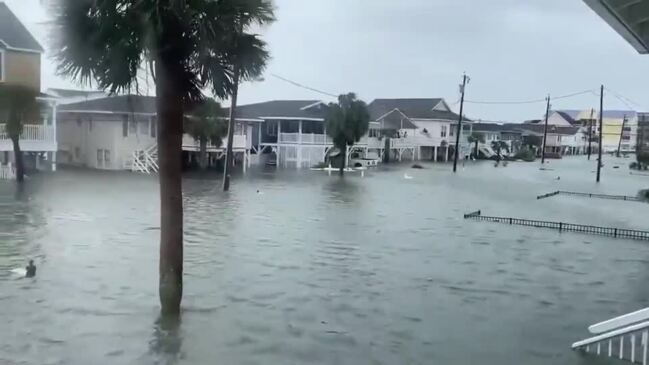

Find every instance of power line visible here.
[270,73,338,98]
[604,87,647,111]
[463,89,597,105]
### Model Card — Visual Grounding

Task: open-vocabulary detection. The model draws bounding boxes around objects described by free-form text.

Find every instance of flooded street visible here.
[1,157,649,365]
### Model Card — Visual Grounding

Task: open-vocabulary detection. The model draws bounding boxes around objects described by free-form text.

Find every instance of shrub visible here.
[514,148,535,162]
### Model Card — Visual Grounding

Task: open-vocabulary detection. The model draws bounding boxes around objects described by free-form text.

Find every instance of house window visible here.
[235,121,244,135]
[122,116,128,137]
[450,126,455,137]
[104,150,111,165]
[441,126,447,138]
[150,117,157,138]
[74,147,81,160]
[267,121,278,136]
[97,149,103,166]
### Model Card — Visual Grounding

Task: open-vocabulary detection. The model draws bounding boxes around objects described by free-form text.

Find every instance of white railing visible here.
[278,133,332,145]
[130,144,159,174]
[0,124,54,141]
[0,163,16,180]
[182,134,247,150]
[572,308,649,364]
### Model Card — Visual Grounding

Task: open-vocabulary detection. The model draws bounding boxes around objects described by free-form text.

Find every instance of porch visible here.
[0,124,57,152]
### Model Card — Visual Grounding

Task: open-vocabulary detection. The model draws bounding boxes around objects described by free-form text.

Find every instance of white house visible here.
[367,98,472,162]
[56,95,255,172]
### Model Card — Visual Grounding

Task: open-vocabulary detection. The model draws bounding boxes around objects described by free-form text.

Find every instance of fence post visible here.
[614,228,618,238]
[559,222,563,232]
[509,217,512,225]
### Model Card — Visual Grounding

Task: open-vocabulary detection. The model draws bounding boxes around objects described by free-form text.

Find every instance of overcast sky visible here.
[5,0,649,121]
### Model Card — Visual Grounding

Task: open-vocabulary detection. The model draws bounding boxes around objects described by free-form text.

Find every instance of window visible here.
[150,117,157,138]
[266,121,278,136]
[97,149,103,166]
[450,126,455,137]
[623,127,632,132]
[441,126,447,138]
[235,121,244,135]
[622,135,631,141]
[74,147,80,160]
[104,150,111,165]
[122,116,128,137]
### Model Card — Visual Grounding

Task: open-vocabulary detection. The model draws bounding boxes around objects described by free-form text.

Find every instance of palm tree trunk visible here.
[199,138,208,170]
[11,136,24,183]
[223,66,240,192]
[155,61,184,316]
[339,144,346,176]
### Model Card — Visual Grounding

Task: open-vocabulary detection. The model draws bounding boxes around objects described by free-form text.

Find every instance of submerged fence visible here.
[463,210,649,241]
[536,190,642,202]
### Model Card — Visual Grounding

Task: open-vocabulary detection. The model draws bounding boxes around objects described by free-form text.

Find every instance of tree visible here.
[186,99,227,169]
[0,85,40,183]
[54,0,274,315]
[491,140,509,160]
[325,93,370,176]
[524,135,542,149]
[467,131,485,158]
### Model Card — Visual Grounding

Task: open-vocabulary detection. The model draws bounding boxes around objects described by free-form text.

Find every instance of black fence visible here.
[463,211,649,241]
[536,190,642,202]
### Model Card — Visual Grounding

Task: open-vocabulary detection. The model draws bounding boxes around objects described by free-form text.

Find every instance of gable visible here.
[0,3,43,53]
[432,100,451,112]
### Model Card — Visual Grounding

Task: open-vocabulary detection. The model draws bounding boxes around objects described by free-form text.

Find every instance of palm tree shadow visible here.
[148,314,184,365]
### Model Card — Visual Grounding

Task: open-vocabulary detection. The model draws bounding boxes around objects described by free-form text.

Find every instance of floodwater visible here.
[1,157,649,365]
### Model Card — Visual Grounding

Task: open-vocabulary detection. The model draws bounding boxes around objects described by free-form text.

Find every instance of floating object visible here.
[10,268,27,277]
[411,164,424,169]
[404,174,414,180]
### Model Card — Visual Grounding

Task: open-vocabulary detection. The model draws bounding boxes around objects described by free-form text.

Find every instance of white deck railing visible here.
[279,133,332,145]
[0,124,55,141]
[573,308,649,364]
[182,134,247,151]
[0,163,16,180]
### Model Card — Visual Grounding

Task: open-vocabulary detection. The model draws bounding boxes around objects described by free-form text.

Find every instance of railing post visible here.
[559,222,563,232]
[614,228,618,238]
[509,217,512,225]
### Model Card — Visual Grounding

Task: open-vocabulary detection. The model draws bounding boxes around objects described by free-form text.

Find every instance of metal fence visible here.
[463,210,649,241]
[537,190,642,202]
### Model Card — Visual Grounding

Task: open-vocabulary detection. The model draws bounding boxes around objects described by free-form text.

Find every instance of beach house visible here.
[0,2,58,177]
[56,95,256,172]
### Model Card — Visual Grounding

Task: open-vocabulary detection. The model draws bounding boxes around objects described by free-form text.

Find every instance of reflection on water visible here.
[1,158,649,365]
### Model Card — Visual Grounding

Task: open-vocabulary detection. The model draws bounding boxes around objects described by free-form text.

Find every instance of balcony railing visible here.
[278,133,332,145]
[0,124,55,141]
[181,134,247,150]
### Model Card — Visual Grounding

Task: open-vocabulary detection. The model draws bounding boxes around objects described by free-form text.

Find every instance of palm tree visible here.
[54,0,274,315]
[186,99,227,169]
[467,131,485,159]
[325,93,370,176]
[0,85,40,183]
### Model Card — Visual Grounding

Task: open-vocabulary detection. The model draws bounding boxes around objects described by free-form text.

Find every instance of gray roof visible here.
[229,100,327,120]
[375,109,418,130]
[518,124,580,135]
[48,88,106,98]
[472,123,524,134]
[0,3,43,52]
[368,98,465,121]
[555,111,579,125]
[58,95,157,114]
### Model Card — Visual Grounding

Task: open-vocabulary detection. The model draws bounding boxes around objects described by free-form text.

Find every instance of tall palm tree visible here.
[491,140,509,160]
[53,0,274,315]
[467,131,485,159]
[186,99,227,169]
[0,85,40,183]
[325,93,370,176]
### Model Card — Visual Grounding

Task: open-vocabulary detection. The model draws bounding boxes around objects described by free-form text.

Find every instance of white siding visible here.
[57,113,156,170]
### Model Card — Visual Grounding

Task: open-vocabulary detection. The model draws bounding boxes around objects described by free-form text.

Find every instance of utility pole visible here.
[587,108,594,160]
[617,115,627,158]
[597,85,604,183]
[541,95,551,165]
[452,73,468,173]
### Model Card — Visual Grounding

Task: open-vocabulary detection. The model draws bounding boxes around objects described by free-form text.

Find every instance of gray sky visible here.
[5,0,649,121]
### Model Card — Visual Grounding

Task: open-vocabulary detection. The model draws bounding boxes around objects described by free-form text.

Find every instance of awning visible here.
[583,0,649,54]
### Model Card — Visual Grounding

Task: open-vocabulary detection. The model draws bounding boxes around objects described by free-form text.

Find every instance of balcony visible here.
[181,134,247,151]
[0,124,57,152]
[278,133,332,145]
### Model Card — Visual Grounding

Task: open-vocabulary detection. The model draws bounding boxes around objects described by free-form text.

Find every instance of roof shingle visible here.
[0,3,43,52]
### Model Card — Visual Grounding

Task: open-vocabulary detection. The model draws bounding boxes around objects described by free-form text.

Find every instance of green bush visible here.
[514,148,536,162]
